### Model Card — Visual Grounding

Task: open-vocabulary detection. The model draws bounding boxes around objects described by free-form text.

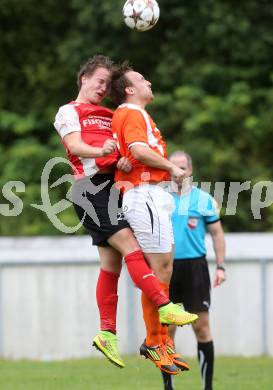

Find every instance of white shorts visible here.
[122,184,175,253]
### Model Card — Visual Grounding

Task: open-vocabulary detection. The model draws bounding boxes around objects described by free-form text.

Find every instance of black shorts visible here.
[170,256,211,313]
[72,174,129,247]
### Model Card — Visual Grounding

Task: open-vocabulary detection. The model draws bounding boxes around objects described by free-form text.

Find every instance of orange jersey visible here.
[112,103,170,188]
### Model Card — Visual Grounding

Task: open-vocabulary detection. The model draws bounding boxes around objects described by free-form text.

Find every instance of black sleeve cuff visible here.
[205,218,221,225]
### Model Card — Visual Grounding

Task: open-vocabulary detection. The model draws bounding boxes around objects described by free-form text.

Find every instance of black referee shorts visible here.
[170,256,211,313]
[72,174,129,247]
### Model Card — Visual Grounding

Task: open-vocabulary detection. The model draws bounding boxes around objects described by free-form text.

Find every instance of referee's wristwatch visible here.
[216,263,226,271]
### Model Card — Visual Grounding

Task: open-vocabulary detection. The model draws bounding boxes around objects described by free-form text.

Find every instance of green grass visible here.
[0,356,272,390]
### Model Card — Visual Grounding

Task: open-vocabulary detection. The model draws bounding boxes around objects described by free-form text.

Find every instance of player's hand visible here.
[101,139,117,156]
[169,164,186,183]
[213,269,226,288]
[117,157,132,173]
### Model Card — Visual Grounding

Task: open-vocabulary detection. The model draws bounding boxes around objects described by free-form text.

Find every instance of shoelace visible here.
[174,303,193,318]
[174,303,183,309]
[106,336,121,358]
[156,344,173,364]
[166,341,175,353]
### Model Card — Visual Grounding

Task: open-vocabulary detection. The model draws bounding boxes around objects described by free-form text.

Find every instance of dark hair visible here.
[77,55,113,89]
[110,62,133,106]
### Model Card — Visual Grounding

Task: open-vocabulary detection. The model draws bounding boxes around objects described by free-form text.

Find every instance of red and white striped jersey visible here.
[54,101,119,178]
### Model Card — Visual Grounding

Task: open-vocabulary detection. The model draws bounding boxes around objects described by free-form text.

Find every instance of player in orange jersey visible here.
[54,55,196,371]
[110,63,198,375]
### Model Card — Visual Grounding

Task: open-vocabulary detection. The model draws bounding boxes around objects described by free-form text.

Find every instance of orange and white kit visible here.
[112,103,174,253]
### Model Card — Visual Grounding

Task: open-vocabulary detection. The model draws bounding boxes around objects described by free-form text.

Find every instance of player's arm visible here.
[130,144,185,182]
[122,110,185,181]
[63,132,116,158]
[207,221,226,287]
[54,105,116,158]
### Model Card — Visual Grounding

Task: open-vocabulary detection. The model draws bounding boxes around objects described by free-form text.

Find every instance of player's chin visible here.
[94,93,105,104]
[147,93,154,103]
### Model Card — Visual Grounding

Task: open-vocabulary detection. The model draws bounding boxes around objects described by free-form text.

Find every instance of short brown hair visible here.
[77,55,113,89]
[110,62,133,106]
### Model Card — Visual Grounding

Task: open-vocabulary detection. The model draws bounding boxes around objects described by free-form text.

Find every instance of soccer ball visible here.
[122,0,160,32]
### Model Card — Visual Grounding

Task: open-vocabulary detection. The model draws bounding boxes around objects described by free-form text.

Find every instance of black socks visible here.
[198,340,214,390]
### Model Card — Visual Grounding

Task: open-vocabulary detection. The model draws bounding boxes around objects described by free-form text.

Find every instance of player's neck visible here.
[178,182,192,196]
[125,97,147,109]
[75,91,98,105]
[171,180,192,195]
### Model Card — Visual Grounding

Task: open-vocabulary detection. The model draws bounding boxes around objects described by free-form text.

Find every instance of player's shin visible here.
[141,292,162,347]
[160,282,170,344]
[96,268,119,333]
[125,250,170,307]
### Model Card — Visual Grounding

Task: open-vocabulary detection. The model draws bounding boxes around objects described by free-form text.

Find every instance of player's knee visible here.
[110,228,141,255]
[165,261,173,276]
[165,264,173,278]
[155,267,172,284]
[159,254,173,268]
[101,260,122,275]
[194,323,211,341]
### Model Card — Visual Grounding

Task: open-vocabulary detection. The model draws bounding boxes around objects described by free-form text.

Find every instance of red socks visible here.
[96,251,170,336]
[96,268,120,333]
[125,250,170,307]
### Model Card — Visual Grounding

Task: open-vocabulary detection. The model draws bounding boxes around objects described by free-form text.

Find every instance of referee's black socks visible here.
[197,340,214,390]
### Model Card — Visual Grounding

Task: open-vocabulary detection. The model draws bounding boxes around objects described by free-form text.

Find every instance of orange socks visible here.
[141,292,161,346]
[160,282,169,345]
[141,281,169,347]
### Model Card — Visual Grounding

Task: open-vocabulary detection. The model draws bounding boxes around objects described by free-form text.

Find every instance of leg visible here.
[139,251,194,375]
[109,229,179,374]
[98,245,123,274]
[168,324,177,340]
[163,259,192,374]
[107,227,140,256]
[192,312,214,390]
[122,186,196,346]
[119,186,196,326]
[140,252,172,347]
[108,228,195,329]
[93,246,125,368]
[159,246,174,346]
[161,371,175,390]
[96,246,122,333]
[168,257,181,342]
[144,252,173,284]
[137,251,171,347]
[108,228,170,307]
[120,187,196,373]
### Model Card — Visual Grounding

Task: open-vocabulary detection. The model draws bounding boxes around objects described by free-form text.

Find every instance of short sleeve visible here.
[123,111,149,147]
[54,104,81,138]
[204,196,220,224]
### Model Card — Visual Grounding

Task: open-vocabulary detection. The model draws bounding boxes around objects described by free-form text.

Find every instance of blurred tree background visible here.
[0,0,272,235]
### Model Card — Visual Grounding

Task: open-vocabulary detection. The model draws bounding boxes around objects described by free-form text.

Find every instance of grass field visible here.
[0,356,272,390]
